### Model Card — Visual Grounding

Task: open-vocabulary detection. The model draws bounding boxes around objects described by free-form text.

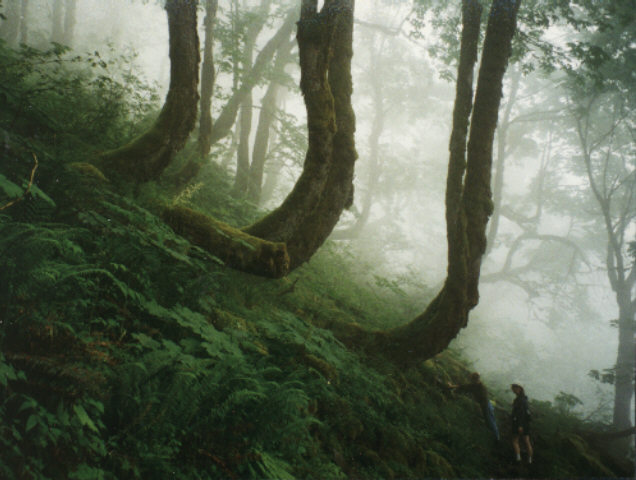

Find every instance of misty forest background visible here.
[0,0,634,478]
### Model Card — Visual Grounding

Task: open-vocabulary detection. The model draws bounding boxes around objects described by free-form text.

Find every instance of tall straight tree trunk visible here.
[51,0,64,43]
[232,0,271,196]
[247,39,294,204]
[173,0,218,186]
[208,5,293,146]
[232,29,255,197]
[19,0,29,45]
[99,0,200,182]
[1,1,21,46]
[233,93,253,196]
[370,0,521,365]
[613,290,635,430]
[197,0,219,158]
[485,67,521,255]
[62,0,77,46]
[577,98,636,440]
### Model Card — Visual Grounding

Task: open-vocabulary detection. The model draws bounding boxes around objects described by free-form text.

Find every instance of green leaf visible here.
[28,184,56,207]
[0,174,23,198]
[73,404,99,432]
[25,415,38,432]
[19,398,37,412]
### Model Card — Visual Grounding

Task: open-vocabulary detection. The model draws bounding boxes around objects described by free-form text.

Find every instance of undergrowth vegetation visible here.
[0,40,631,479]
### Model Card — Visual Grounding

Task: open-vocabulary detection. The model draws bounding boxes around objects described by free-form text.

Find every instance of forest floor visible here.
[0,39,634,479]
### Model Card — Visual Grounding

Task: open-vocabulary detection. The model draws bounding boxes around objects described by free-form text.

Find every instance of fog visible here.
[7,0,632,422]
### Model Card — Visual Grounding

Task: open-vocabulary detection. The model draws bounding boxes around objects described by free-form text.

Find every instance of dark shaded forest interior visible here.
[0,0,634,478]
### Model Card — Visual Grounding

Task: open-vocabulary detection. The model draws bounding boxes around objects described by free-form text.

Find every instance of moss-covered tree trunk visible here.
[160,0,356,277]
[374,0,521,365]
[98,0,200,183]
[174,0,217,186]
[246,0,356,247]
[162,205,289,277]
[332,43,385,240]
[282,0,357,269]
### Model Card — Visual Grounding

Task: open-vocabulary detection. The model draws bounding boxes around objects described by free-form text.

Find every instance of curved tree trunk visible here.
[245,0,355,245]
[332,40,385,241]
[161,1,355,278]
[283,0,357,269]
[162,205,289,277]
[373,0,521,366]
[98,0,200,183]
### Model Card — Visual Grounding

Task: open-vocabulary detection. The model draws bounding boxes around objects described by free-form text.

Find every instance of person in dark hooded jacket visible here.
[511,382,533,463]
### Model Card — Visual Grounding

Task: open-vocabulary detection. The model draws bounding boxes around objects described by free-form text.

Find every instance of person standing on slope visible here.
[448,372,500,441]
[511,382,533,464]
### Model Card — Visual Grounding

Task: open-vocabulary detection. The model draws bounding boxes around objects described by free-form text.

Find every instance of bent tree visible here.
[369,0,522,365]
[98,0,200,182]
[97,0,521,365]
[98,0,357,278]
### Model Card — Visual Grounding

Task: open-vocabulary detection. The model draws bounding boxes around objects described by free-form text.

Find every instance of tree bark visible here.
[485,67,521,255]
[245,0,352,243]
[577,97,635,436]
[612,291,635,430]
[162,205,289,278]
[373,0,521,365]
[233,89,254,196]
[163,1,355,278]
[332,39,385,240]
[282,0,358,269]
[98,0,200,183]
[232,46,255,197]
